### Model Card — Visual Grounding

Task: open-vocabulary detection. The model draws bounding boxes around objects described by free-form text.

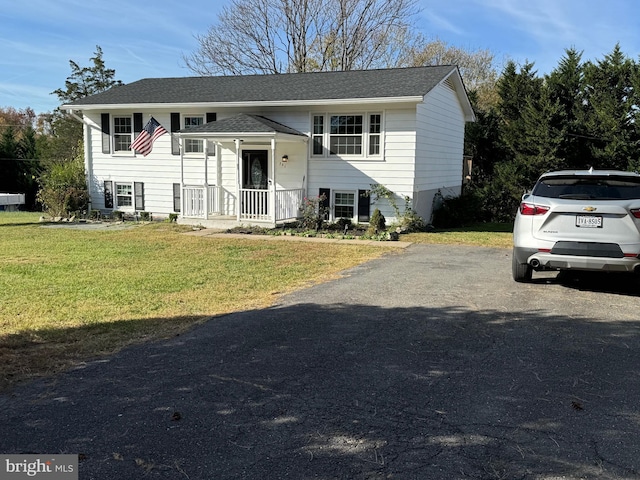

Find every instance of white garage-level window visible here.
[115,183,133,207]
[334,191,355,219]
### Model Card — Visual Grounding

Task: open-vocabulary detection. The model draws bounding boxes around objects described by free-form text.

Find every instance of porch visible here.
[181,185,305,228]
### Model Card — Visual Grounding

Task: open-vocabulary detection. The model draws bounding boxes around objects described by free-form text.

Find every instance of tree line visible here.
[447,44,640,226]
[0,47,120,213]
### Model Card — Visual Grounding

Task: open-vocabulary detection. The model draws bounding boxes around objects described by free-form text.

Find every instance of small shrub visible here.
[168,213,178,223]
[369,183,426,233]
[139,211,151,221]
[299,194,328,231]
[367,208,386,235]
[335,217,352,231]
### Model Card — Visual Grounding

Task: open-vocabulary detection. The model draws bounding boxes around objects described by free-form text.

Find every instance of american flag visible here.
[130,117,168,156]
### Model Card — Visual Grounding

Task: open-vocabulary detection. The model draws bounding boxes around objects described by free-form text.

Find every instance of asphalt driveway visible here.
[2,244,640,479]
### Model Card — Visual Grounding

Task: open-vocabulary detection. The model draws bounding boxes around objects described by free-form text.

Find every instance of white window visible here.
[115,183,133,207]
[184,115,204,153]
[369,114,381,155]
[312,113,382,158]
[334,191,355,219]
[113,116,132,152]
[312,115,324,155]
[330,115,363,155]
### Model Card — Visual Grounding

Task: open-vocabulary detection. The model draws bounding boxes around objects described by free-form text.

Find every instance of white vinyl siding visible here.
[308,107,416,223]
[413,82,466,217]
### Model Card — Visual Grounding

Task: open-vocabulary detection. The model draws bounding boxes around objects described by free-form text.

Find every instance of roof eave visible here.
[440,68,476,122]
[176,131,308,142]
[62,96,424,112]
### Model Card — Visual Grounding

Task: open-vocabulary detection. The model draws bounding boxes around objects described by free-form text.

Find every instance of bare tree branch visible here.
[183,0,422,75]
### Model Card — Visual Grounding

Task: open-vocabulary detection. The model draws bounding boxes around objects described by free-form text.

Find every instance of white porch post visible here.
[270,138,276,222]
[179,136,185,215]
[215,142,222,215]
[203,141,209,219]
[235,139,242,222]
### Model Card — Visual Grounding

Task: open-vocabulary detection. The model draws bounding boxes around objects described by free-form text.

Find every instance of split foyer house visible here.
[62,66,475,227]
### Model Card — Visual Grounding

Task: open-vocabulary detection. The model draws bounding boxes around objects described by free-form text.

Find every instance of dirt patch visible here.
[40,220,144,231]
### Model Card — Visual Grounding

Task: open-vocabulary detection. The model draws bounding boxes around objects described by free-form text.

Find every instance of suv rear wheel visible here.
[512,251,533,282]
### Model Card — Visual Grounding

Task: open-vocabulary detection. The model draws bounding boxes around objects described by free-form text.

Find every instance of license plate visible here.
[576,215,602,228]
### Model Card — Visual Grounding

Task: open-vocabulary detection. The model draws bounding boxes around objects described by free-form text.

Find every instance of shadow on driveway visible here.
[1,295,639,479]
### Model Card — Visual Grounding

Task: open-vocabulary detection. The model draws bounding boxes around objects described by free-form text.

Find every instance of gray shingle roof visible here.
[178,114,307,136]
[66,66,458,107]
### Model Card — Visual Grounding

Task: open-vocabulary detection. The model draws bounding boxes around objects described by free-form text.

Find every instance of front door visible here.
[241,150,269,218]
[242,150,268,189]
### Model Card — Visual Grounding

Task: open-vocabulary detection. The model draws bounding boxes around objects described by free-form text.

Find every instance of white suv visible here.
[512,169,640,282]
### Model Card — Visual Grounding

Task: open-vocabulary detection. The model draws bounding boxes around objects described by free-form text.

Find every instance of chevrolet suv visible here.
[512,169,640,282]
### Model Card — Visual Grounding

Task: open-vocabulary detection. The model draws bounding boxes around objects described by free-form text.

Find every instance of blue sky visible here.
[1,0,638,114]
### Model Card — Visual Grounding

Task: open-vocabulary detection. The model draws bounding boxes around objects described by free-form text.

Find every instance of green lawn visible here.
[404,223,514,249]
[0,212,512,390]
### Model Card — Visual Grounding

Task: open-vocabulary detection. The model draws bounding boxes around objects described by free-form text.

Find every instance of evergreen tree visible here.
[44,46,123,163]
[497,61,544,164]
[581,44,640,170]
[545,48,591,169]
[17,127,41,209]
[0,126,20,194]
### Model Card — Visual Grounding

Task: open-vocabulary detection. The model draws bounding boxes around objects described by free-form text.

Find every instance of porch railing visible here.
[240,188,269,221]
[207,185,223,215]
[275,188,304,221]
[183,186,304,223]
[183,185,204,218]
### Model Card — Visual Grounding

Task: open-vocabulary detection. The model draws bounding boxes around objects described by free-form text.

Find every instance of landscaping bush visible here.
[367,208,386,235]
[298,194,328,231]
[37,155,89,218]
[431,190,486,228]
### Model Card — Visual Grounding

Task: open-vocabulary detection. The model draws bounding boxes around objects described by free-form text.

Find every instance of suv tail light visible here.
[630,208,640,219]
[520,202,550,216]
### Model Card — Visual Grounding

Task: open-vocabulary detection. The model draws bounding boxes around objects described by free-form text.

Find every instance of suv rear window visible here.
[532,175,640,200]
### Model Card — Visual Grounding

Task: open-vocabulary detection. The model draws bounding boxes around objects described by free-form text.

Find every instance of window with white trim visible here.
[312,115,324,155]
[184,115,204,153]
[369,114,381,155]
[113,116,132,152]
[330,115,363,155]
[115,183,133,207]
[334,191,355,219]
[311,113,382,158]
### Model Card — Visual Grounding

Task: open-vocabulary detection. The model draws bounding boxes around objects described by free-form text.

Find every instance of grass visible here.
[0,212,512,390]
[404,223,514,249]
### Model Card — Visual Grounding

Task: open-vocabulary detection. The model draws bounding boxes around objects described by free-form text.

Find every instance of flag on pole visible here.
[130,117,168,156]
